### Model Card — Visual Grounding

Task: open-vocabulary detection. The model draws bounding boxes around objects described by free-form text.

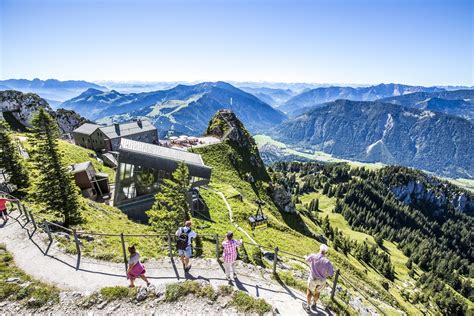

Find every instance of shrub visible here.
[99,286,133,300]
[27,287,59,308]
[218,285,234,296]
[165,281,216,302]
[231,291,272,314]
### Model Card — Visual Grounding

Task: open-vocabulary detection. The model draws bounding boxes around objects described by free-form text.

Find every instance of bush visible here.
[231,291,272,314]
[27,287,59,308]
[99,286,133,300]
[165,281,216,302]
[218,285,234,296]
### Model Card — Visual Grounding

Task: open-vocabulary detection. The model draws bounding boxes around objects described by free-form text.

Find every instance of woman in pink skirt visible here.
[127,245,150,288]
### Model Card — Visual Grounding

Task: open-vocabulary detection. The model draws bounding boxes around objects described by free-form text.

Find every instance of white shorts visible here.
[307,276,326,293]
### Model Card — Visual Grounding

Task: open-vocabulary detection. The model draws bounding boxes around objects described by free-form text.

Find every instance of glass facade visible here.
[115,162,171,205]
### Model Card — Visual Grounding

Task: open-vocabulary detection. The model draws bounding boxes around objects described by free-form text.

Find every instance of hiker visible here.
[0,195,17,222]
[222,231,242,280]
[175,220,197,271]
[303,244,334,313]
[127,245,150,288]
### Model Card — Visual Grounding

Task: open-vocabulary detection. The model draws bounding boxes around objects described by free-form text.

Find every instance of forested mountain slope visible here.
[271,99,474,179]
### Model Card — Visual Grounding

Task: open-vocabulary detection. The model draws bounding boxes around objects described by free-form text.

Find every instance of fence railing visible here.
[2,191,386,315]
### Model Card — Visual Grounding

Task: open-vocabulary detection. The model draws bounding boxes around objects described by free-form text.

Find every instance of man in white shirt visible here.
[175,220,197,271]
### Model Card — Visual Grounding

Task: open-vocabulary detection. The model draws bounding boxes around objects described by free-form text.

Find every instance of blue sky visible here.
[1,0,472,85]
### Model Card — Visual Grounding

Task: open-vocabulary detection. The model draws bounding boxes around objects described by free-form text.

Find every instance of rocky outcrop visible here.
[270,184,296,213]
[0,90,87,134]
[381,167,474,213]
[207,110,266,172]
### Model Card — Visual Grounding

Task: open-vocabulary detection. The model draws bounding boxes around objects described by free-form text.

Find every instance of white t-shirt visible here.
[175,227,197,247]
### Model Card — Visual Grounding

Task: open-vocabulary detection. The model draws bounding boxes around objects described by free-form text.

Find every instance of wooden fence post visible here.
[331,269,340,300]
[44,221,53,255]
[73,230,81,270]
[120,233,128,273]
[273,247,279,275]
[167,231,173,258]
[215,234,220,260]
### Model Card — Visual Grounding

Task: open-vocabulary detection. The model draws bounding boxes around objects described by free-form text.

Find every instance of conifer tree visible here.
[0,121,29,191]
[29,108,81,226]
[147,161,191,232]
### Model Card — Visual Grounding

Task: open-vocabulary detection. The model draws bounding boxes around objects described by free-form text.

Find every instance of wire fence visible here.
[2,190,386,315]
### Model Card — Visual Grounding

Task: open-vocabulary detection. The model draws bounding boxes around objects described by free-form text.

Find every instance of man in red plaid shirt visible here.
[222,231,242,281]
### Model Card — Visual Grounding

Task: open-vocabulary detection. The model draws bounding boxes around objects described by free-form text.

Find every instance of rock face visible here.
[381,166,474,213]
[270,184,296,213]
[272,100,474,179]
[0,90,87,134]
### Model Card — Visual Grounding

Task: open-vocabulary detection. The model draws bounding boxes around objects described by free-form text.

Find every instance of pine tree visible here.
[0,121,29,191]
[147,161,191,232]
[29,109,81,226]
[322,182,330,195]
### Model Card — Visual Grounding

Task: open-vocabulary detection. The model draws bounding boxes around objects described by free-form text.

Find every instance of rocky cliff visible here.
[0,90,87,134]
[380,166,473,214]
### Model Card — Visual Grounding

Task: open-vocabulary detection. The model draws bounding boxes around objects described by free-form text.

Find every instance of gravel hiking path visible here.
[0,210,331,315]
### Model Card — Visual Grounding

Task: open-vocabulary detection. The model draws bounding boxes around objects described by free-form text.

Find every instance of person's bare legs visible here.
[180,255,186,268]
[306,288,313,306]
[312,288,320,307]
[184,256,190,268]
[129,278,135,288]
[139,275,150,286]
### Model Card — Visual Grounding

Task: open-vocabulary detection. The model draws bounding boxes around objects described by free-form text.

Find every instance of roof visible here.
[73,123,101,135]
[119,138,204,166]
[69,161,94,174]
[99,120,156,139]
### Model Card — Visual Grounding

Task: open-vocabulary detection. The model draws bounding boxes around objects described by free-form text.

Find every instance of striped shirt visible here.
[222,239,242,263]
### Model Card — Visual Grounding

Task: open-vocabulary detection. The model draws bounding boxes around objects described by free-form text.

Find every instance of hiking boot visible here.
[302,302,311,313]
[185,264,192,272]
[233,273,238,278]
[311,304,317,311]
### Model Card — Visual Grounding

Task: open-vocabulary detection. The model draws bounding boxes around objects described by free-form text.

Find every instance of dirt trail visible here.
[0,210,331,315]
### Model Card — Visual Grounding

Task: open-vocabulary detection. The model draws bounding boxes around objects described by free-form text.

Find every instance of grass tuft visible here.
[230,290,272,314]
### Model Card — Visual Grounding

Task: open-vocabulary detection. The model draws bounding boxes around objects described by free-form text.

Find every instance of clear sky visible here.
[1,0,472,86]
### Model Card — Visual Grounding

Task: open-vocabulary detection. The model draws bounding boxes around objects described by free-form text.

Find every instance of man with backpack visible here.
[175,220,197,271]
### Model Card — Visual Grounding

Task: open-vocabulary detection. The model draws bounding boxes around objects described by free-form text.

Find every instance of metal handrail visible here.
[10,197,385,314]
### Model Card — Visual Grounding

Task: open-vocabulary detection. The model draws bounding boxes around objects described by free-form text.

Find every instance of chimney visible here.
[137,119,142,128]
[114,123,120,135]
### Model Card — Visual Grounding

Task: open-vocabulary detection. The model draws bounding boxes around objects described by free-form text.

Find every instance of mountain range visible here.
[239,86,296,107]
[279,83,445,115]
[271,99,474,178]
[380,90,474,121]
[60,82,287,135]
[0,78,106,106]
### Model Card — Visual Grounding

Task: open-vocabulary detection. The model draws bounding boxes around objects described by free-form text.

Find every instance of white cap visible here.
[320,244,329,254]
